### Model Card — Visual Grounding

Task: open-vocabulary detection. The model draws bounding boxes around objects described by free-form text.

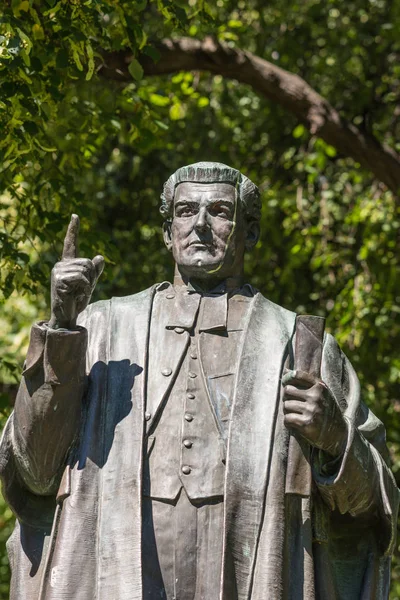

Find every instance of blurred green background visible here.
[1,0,400,597]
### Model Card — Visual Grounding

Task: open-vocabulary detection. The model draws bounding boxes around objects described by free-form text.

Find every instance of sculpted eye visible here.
[175,204,198,217]
[210,203,233,219]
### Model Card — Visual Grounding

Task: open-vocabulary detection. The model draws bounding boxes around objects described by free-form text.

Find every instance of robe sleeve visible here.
[312,333,399,556]
[0,316,88,527]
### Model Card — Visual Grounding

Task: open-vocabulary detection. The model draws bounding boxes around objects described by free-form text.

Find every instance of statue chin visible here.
[178,259,227,280]
[176,249,242,282]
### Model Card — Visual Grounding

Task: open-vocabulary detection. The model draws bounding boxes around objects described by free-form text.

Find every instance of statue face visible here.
[165,181,247,280]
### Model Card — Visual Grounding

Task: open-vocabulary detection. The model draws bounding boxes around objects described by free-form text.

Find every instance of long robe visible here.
[0,286,398,599]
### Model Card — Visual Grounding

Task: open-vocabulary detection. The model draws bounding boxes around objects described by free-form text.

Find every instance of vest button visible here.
[145,411,151,421]
[188,371,197,379]
[183,439,193,448]
[182,465,191,475]
[187,393,195,400]
[190,353,197,360]
[166,293,175,299]
[161,367,172,376]
[174,327,185,334]
[184,413,194,422]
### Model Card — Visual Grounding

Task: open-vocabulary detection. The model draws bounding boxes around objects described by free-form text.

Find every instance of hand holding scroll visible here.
[282,369,347,458]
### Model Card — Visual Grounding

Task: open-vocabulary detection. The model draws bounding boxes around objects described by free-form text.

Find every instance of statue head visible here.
[161,162,261,283]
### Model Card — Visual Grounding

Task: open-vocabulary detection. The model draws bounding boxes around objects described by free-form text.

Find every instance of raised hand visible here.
[48,214,105,329]
[282,370,348,458]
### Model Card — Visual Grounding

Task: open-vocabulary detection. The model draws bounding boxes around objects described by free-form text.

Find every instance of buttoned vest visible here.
[143,289,225,500]
[143,285,252,501]
[143,337,225,500]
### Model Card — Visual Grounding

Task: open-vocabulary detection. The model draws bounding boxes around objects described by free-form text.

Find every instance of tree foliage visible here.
[0,1,400,598]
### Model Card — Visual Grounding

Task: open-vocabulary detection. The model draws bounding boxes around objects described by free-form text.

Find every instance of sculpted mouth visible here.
[188,241,211,249]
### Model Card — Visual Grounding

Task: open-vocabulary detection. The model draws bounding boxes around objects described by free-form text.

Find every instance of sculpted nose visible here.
[194,207,208,231]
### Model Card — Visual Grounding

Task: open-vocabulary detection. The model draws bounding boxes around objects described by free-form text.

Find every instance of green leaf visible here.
[85,42,95,81]
[325,145,337,157]
[12,0,29,17]
[169,102,186,120]
[228,20,243,28]
[33,138,57,152]
[143,45,161,63]
[32,24,45,40]
[17,67,32,84]
[155,119,168,130]
[69,41,84,71]
[198,97,209,108]
[293,124,305,138]
[16,28,32,55]
[128,58,144,82]
[149,93,169,107]
[20,49,31,67]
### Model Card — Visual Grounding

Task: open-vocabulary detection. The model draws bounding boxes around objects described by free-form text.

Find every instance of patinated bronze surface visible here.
[0,162,398,599]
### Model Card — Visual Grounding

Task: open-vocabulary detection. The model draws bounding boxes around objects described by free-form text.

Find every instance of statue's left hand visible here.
[282,370,347,457]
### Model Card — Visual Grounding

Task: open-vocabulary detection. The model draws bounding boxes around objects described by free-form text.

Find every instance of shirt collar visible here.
[173,274,243,295]
[156,280,255,332]
[198,293,228,332]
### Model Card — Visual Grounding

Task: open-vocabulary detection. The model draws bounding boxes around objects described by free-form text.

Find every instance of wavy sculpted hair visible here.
[160,161,261,225]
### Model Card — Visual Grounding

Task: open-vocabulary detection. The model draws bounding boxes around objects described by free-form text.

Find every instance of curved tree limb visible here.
[101,37,400,195]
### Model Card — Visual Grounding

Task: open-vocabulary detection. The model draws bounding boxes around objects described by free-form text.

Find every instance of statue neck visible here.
[173,264,243,293]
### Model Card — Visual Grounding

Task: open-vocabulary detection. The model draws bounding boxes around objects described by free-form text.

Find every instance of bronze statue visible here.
[0,162,398,599]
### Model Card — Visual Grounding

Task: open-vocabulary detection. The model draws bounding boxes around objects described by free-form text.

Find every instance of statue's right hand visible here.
[48,214,104,330]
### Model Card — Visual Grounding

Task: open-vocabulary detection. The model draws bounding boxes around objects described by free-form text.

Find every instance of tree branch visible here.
[100,37,400,195]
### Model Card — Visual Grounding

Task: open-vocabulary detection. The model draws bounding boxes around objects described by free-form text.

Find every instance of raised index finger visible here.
[62,214,80,260]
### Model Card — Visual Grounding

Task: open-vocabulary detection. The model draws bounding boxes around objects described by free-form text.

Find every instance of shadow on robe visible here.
[5,359,141,585]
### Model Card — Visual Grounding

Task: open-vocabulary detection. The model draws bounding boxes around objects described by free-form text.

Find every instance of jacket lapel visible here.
[146,289,200,432]
[146,328,190,432]
[221,293,296,600]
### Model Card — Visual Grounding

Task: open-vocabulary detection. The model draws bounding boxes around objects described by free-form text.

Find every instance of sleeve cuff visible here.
[312,415,353,481]
[313,418,376,516]
[22,322,47,376]
[22,322,88,385]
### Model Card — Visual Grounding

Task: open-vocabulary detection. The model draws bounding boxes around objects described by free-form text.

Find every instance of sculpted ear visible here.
[245,221,260,251]
[163,221,173,251]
